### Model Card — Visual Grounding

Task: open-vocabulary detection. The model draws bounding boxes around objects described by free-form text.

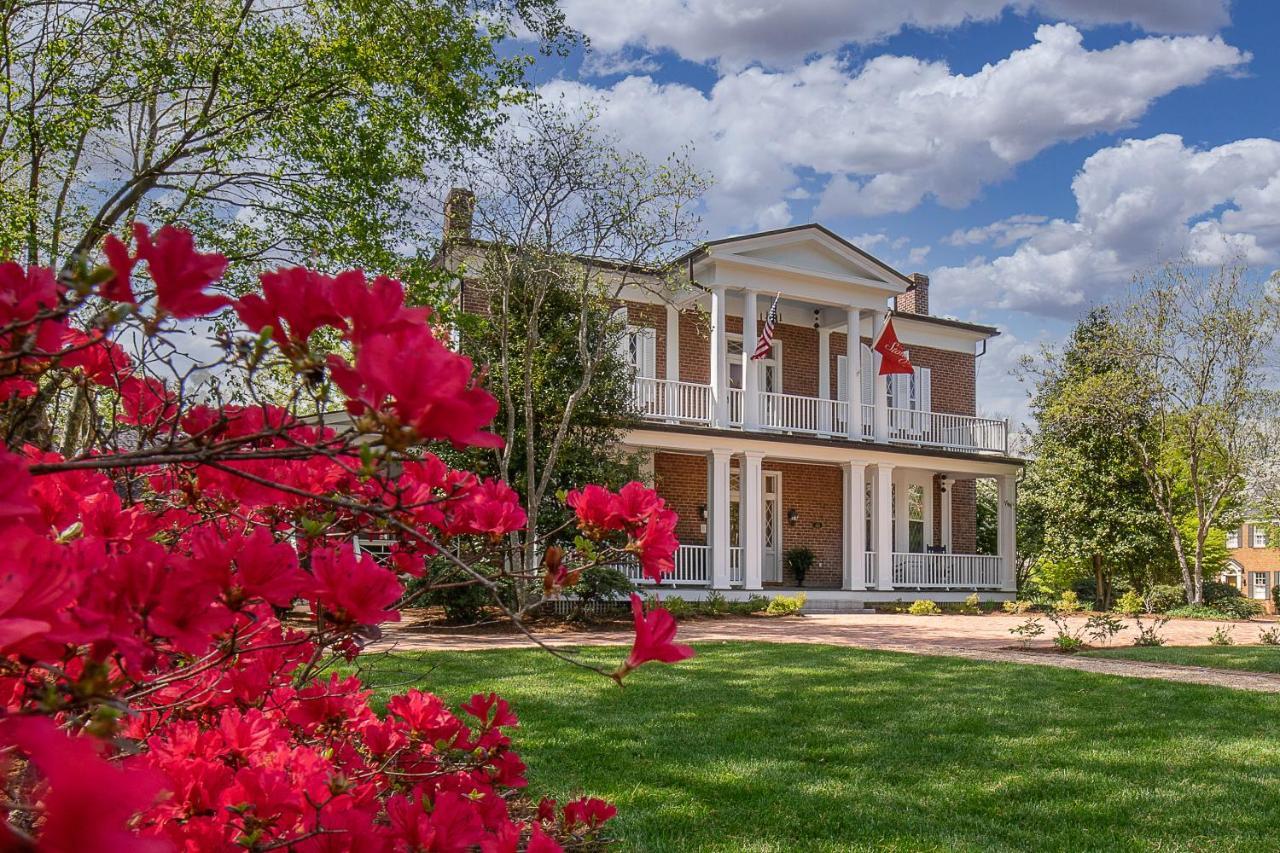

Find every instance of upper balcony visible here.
[631,376,1009,455]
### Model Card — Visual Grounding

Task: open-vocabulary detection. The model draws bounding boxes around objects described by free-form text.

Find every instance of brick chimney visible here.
[443,187,475,240]
[895,273,930,315]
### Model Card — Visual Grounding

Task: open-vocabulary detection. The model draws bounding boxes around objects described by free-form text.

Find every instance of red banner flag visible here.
[874,317,914,375]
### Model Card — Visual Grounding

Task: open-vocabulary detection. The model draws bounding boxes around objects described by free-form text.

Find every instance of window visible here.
[1253,526,1269,549]
[1226,529,1240,549]
[729,333,778,392]
[908,484,925,553]
[622,326,656,379]
[836,344,875,404]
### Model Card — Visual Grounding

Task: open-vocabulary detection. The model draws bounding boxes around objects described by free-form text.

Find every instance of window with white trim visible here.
[1226,529,1240,549]
[1253,526,1269,549]
[622,326,656,379]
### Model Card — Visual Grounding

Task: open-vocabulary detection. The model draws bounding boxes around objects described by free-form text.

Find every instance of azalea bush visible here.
[0,225,693,849]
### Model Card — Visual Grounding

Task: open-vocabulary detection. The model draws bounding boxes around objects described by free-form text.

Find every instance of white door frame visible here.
[763,470,783,582]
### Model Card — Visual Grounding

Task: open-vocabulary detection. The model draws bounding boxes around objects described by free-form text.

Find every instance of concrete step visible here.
[800,600,873,614]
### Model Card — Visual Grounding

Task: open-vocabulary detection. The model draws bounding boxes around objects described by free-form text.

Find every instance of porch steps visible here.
[799,598,872,615]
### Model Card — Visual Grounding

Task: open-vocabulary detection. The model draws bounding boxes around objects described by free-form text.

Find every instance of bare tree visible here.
[441,102,709,602]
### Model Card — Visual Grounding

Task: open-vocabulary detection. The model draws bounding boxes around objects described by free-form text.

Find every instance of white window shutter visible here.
[860,345,873,404]
[641,328,657,378]
[836,355,848,401]
[917,367,932,414]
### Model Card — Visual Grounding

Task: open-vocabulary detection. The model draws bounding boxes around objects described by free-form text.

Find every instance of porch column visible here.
[707,448,733,589]
[741,451,765,590]
[709,286,729,428]
[845,306,862,441]
[665,303,680,418]
[872,311,890,442]
[817,327,831,434]
[997,474,1017,592]
[842,461,867,590]
[941,478,953,552]
[742,290,760,430]
[875,462,894,590]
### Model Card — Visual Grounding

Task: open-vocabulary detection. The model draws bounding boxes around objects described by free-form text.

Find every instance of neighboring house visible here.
[441,192,1024,604]
[1221,522,1279,605]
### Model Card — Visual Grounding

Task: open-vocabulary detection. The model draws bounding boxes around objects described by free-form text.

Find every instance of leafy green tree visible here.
[1,0,572,279]
[1020,308,1170,608]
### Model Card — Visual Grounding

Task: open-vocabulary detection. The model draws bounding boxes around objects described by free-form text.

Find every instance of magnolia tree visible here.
[0,225,692,850]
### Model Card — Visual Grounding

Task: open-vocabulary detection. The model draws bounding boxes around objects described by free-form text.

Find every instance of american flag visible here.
[752,294,780,360]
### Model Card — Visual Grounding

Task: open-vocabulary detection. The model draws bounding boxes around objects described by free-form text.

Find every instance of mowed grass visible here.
[355,642,1280,852]
[1085,644,1280,674]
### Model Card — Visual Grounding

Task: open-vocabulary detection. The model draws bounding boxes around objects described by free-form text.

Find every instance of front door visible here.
[763,472,782,582]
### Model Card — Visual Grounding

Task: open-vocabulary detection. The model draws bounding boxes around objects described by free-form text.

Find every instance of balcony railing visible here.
[631,378,1007,454]
[891,552,1003,588]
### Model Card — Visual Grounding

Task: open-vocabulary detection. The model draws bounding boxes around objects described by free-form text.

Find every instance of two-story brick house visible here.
[1221,522,1278,605]
[445,199,1024,606]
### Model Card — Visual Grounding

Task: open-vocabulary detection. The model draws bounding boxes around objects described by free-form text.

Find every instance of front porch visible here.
[622,442,1020,599]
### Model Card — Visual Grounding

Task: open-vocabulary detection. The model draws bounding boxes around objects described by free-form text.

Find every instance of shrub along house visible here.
[442,195,1024,607]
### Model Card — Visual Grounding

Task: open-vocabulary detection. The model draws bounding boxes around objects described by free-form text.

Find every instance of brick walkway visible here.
[374,613,1280,693]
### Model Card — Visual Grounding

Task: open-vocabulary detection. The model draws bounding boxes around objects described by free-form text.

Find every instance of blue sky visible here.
[514,1,1280,424]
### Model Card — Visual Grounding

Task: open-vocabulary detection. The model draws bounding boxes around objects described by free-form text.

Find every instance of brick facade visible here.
[1225,523,1280,600]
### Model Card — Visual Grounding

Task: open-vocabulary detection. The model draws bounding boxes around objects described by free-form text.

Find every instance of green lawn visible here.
[356,642,1280,851]
[1084,644,1280,674]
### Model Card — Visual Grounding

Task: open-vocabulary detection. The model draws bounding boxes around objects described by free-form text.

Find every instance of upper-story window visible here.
[728,334,778,392]
[1226,529,1240,549]
[623,325,656,379]
[1253,526,1269,549]
[835,345,931,411]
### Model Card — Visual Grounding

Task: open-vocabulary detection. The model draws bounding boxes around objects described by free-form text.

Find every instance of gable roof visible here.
[675,223,915,289]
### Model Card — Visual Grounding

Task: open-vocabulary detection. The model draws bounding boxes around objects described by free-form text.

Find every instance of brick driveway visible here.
[374,612,1280,693]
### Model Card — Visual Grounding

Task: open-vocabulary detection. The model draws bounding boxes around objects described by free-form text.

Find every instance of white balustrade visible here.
[884,407,1007,453]
[632,377,712,425]
[891,553,1003,588]
[619,544,712,585]
[864,551,876,586]
[631,379,1008,453]
[729,546,743,586]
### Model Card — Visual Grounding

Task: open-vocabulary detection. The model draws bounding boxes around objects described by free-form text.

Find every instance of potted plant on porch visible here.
[786,547,816,587]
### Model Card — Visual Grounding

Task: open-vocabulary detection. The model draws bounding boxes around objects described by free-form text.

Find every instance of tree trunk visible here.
[1093,553,1106,610]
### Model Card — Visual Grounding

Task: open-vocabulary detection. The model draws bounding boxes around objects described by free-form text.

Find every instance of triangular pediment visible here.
[707,224,909,291]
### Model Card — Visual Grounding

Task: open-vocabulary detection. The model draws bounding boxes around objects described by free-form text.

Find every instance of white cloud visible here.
[945,214,1049,247]
[562,0,1231,69]
[931,134,1280,318]
[540,26,1246,231]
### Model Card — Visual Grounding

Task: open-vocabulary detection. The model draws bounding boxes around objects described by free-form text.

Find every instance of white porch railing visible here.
[621,544,711,585]
[631,378,1008,454]
[632,376,712,425]
[886,407,1007,454]
[864,551,876,586]
[891,553,1003,588]
[729,546,743,586]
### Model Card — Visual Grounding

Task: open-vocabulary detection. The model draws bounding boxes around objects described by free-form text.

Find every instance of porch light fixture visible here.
[938,474,950,494]
[787,507,799,526]
[698,504,707,521]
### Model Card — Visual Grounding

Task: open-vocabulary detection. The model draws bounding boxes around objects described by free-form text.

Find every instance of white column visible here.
[872,311,890,442]
[846,307,862,441]
[941,478,953,553]
[709,287,728,428]
[742,290,760,430]
[842,461,867,590]
[893,469,908,558]
[665,304,680,417]
[818,327,831,434]
[876,462,894,590]
[708,448,733,589]
[998,474,1017,592]
[742,451,765,590]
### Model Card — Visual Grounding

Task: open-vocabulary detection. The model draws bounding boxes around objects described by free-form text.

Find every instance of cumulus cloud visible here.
[540,26,1246,231]
[931,135,1280,318]
[562,0,1231,69]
